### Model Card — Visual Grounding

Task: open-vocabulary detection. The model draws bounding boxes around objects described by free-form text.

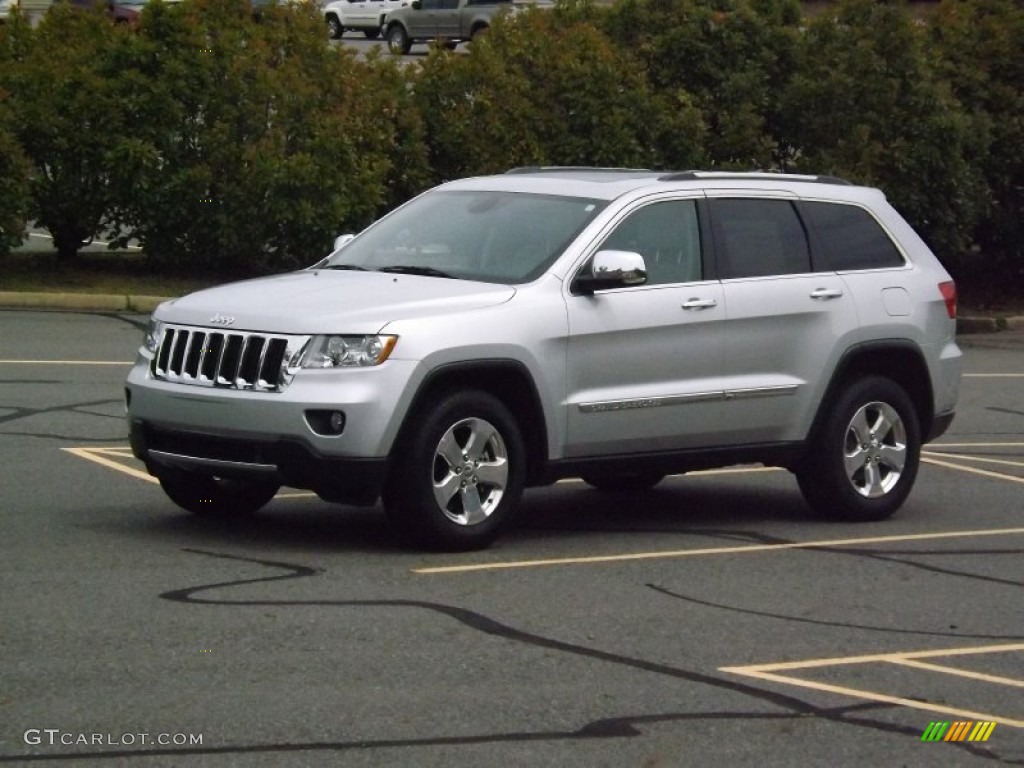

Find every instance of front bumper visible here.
[130,419,387,505]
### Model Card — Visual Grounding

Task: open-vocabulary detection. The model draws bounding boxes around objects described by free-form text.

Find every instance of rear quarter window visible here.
[801,201,905,271]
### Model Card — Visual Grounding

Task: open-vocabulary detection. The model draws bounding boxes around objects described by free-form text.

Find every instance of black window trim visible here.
[705,196,818,280]
[794,199,909,273]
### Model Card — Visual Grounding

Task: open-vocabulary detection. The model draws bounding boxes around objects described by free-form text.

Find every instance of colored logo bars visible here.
[921,721,997,742]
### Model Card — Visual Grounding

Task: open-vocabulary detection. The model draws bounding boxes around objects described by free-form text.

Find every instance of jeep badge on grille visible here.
[210,313,235,326]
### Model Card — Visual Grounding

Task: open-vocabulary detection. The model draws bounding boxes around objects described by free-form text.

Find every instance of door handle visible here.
[810,288,844,300]
[682,298,718,310]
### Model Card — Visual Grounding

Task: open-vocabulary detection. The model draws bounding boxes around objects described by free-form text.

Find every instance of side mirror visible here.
[333,233,356,252]
[572,250,648,295]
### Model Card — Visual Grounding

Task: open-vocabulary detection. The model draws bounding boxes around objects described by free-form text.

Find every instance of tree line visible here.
[0,0,1020,296]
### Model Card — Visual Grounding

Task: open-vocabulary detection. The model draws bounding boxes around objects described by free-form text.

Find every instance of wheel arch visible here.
[391,360,549,485]
[807,340,935,454]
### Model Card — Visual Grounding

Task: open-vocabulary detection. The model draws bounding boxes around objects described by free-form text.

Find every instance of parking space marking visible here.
[0,359,133,365]
[413,528,1024,574]
[929,442,1024,448]
[63,446,157,484]
[921,456,1024,485]
[922,451,1024,470]
[62,446,317,498]
[888,658,1024,689]
[721,644,1024,728]
[963,373,1024,378]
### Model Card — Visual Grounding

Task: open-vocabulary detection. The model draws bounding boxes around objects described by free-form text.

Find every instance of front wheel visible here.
[384,390,526,551]
[157,470,280,518]
[797,376,920,522]
[386,24,411,55]
[325,15,343,39]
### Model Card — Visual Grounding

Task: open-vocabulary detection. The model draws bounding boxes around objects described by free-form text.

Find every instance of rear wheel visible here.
[581,472,665,492]
[384,390,525,551]
[157,470,280,518]
[386,24,411,55]
[797,376,920,522]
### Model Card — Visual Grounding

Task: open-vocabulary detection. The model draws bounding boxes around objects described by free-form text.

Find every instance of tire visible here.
[386,24,411,55]
[325,15,343,39]
[363,28,380,39]
[157,470,280,518]
[383,390,526,551]
[797,376,920,522]
[470,23,487,41]
[581,472,665,492]
[442,40,458,50]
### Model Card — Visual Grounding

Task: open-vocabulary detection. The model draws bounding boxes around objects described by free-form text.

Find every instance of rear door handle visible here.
[810,288,844,300]
[682,298,718,310]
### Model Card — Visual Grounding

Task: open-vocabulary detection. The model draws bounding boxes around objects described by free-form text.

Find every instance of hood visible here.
[154,270,516,335]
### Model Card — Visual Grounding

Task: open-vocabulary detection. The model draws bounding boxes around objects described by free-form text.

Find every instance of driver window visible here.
[598,200,703,286]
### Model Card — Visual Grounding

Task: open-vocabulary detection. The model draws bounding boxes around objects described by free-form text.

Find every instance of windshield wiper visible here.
[377,266,458,279]
[321,264,369,271]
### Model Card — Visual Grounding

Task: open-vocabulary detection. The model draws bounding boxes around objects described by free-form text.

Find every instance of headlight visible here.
[302,335,397,368]
[142,318,164,356]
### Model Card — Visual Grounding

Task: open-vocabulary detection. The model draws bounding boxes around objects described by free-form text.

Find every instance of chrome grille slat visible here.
[151,324,310,392]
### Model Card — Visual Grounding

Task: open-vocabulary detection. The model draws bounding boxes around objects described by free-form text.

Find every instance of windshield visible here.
[321,190,606,284]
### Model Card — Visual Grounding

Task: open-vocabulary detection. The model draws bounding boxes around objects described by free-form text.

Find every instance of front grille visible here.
[151,325,310,392]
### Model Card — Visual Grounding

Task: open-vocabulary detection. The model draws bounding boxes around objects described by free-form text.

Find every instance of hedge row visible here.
[0,0,1021,292]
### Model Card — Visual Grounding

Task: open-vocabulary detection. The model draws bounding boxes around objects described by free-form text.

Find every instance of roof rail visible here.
[658,170,853,186]
[505,166,654,175]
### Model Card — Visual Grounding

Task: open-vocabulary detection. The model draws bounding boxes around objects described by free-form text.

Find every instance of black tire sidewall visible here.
[799,376,921,521]
[384,390,526,551]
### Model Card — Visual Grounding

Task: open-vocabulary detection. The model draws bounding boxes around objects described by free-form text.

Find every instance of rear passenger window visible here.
[710,199,811,279]
[802,201,905,270]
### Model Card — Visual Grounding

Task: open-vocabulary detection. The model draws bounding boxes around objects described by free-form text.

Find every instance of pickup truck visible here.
[382,0,516,54]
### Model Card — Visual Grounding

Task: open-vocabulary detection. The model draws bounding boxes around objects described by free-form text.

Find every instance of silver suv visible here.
[126,168,962,550]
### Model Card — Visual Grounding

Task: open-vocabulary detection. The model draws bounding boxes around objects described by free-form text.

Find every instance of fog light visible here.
[305,409,346,436]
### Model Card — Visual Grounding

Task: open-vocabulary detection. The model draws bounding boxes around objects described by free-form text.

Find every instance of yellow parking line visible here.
[929,442,1024,448]
[728,643,1024,671]
[0,359,132,365]
[922,456,1024,485]
[413,528,1024,574]
[719,668,1024,729]
[722,643,1024,729]
[886,658,1024,689]
[62,446,317,499]
[62,447,158,484]
[922,450,1024,470]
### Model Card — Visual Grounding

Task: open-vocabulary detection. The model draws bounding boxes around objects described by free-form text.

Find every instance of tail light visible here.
[938,281,957,319]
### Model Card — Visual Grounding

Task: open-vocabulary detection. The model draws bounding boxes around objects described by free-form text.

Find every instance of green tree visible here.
[600,0,802,169]
[929,0,1024,294]
[778,0,987,266]
[0,7,136,260]
[413,6,671,180]
[0,21,30,257]
[110,0,428,276]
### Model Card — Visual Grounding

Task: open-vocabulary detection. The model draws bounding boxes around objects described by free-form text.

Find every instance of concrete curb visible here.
[0,291,169,313]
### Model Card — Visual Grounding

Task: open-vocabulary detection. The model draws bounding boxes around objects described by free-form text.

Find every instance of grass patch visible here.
[0,251,220,297]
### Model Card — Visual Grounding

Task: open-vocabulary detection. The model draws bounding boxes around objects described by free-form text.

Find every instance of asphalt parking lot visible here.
[1,309,1022,767]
